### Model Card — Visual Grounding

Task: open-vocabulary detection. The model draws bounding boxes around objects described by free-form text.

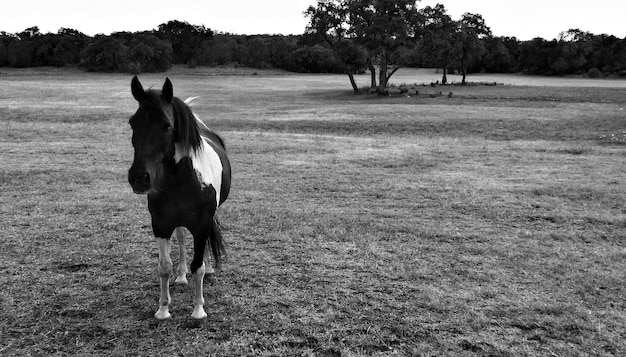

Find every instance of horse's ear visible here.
[131,76,145,102]
[162,78,173,103]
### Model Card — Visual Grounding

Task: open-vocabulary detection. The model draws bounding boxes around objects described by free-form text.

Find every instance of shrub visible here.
[128,62,141,75]
[288,45,341,73]
[587,67,601,78]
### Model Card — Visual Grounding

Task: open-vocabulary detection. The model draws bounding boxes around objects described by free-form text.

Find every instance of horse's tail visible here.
[209,216,226,268]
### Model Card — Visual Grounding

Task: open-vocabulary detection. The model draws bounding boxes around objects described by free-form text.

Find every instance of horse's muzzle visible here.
[128,169,151,194]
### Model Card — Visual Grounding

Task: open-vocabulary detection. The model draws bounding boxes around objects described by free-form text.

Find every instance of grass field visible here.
[1,67,625,356]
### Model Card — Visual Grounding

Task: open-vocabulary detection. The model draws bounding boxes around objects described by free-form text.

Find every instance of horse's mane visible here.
[141,90,224,154]
[184,97,227,150]
[171,96,203,153]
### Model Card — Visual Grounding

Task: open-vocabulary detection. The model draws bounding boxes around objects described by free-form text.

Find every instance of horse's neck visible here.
[154,156,200,197]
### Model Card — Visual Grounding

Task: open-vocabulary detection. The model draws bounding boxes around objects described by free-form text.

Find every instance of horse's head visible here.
[128,76,176,194]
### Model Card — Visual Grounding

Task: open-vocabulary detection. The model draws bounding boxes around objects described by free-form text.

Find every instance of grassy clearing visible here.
[0,68,625,356]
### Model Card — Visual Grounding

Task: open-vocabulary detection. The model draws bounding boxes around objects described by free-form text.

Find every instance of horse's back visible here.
[199,126,226,151]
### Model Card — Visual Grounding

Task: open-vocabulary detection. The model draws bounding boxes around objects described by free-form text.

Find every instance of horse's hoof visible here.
[191,306,207,320]
[154,307,172,320]
[175,276,188,285]
[206,265,215,274]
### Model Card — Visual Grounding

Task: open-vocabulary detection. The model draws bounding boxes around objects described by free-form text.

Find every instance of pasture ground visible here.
[1,67,625,356]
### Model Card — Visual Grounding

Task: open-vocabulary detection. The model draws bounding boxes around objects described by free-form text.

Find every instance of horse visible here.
[127,76,231,320]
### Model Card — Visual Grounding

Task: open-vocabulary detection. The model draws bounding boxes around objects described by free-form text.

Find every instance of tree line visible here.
[0,22,301,73]
[1,1,625,89]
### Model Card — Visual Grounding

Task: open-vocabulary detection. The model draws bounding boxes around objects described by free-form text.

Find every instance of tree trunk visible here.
[379,65,388,89]
[386,65,401,84]
[378,51,388,89]
[347,73,359,94]
[367,57,377,88]
[441,67,448,84]
[461,59,467,85]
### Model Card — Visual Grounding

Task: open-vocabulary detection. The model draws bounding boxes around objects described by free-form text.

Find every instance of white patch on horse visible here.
[190,136,223,207]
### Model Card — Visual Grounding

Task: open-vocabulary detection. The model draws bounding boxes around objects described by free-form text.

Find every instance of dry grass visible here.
[0,67,625,356]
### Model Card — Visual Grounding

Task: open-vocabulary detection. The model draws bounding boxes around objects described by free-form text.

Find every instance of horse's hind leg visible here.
[190,228,210,319]
[203,242,215,275]
[174,227,188,284]
[204,216,224,275]
[155,238,172,320]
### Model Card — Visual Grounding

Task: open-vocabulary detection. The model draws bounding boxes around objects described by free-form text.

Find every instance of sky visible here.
[1,0,624,41]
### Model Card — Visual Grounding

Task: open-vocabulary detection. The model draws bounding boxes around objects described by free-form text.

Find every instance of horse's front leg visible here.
[174,227,188,284]
[191,261,207,319]
[155,238,173,320]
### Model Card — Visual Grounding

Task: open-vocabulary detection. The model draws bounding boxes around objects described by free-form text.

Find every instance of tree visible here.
[289,44,340,73]
[51,28,89,66]
[80,36,129,72]
[267,36,299,69]
[518,37,550,74]
[550,29,593,75]
[304,0,366,92]
[3,27,42,67]
[17,26,41,40]
[244,36,272,68]
[304,0,421,92]
[334,39,368,91]
[200,34,235,65]
[482,37,512,73]
[156,20,213,64]
[588,34,623,73]
[453,13,491,84]
[347,0,422,89]
[0,33,15,66]
[128,33,173,73]
[418,4,455,83]
[500,36,521,72]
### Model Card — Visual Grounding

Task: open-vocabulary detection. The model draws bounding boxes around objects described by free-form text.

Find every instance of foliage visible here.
[0,27,90,67]
[50,28,90,66]
[587,67,601,78]
[334,39,368,74]
[454,13,491,84]
[481,37,512,73]
[0,14,626,78]
[415,7,492,84]
[348,0,422,88]
[418,4,456,83]
[155,20,213,65]
[128,33,173,73]
[288,44,340,73]
[304,0,421,90]
[512,31,626,76]
[80,36,129,72]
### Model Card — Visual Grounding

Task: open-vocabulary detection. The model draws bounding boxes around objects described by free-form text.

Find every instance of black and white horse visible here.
[128,76,231,319]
